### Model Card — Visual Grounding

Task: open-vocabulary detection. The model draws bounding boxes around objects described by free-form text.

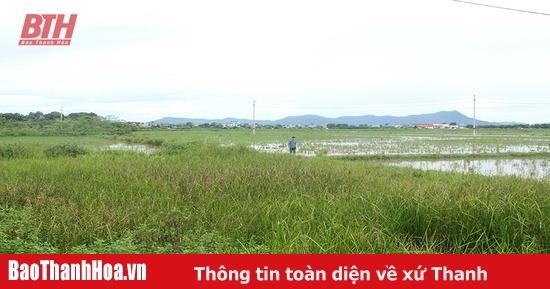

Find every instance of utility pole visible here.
[252,100,256,135]
[473,95,476,136]
[60,106,63,121]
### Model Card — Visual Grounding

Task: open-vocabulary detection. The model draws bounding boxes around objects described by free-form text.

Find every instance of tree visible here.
[66,112,98,120]
[0,113,27,121]
[27,111,45,120]
[103,115,120,122]
[44,111,62,120]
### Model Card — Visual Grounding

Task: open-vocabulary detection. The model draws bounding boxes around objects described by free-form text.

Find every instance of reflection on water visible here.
[108,143,157,154]
[388,159,550,181]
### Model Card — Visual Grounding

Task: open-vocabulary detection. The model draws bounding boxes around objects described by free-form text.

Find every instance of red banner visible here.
[1,254,547,288]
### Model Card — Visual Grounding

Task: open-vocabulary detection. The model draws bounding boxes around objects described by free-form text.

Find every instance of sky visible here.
[1,0,550,123]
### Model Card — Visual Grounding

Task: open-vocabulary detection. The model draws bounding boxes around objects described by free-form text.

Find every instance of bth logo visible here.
[19,14,77,46]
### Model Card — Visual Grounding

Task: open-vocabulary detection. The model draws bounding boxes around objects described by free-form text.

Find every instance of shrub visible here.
[44,142,88,158]
[0,142,31,159]
[145,138,164,147]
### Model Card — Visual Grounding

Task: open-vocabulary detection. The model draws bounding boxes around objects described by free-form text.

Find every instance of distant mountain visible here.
[154,110,497,126]
[263,114,334,125]
[332,110,486,126]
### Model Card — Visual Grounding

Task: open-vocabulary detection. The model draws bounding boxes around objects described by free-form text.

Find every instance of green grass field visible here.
[1,128,549,253]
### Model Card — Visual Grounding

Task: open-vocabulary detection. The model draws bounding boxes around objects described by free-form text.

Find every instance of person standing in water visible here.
[288,136,297,154]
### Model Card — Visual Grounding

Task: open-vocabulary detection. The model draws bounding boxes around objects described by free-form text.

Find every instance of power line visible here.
[451,0,550,16]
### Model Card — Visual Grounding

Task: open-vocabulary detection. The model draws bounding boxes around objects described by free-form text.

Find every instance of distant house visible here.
[414,123,435,129]
[414,123,457,129]
[138,121,155,128]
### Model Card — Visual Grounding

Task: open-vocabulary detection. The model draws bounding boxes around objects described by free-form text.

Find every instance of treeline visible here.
[0,111,138,136]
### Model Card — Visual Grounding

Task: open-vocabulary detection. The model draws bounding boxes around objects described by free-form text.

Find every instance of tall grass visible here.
[1,140,549,253]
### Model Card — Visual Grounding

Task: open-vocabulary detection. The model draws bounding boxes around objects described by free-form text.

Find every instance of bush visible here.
[44,142,88,158]
[145,138,164,147]
[0,142,31,159]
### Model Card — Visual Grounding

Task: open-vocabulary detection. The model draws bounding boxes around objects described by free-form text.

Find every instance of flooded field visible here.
[388,159,550,181]
[251,135,550,156]
[107,143,157,154]
[247,130,550,180]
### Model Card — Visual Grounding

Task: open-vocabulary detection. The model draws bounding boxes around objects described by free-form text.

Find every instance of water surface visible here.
[388,159,550,180]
